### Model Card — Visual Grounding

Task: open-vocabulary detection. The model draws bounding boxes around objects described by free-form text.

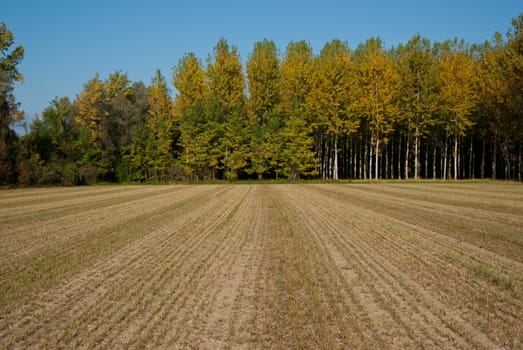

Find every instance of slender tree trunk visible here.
[358,135,362,179]
[317,132,322,179]
[353,136,357,179]
[363,133,368,180]
[390,138,394,179]
[481,138,485,179]
[323,136,328,179]
[348,135,352,178]
[453,135,458,180]
[492,138,497,179]
[334,134,339,180]
[398,136,402,179]
[405,133,410,180]
[414,128,419,180]
[328,138,331,179]
[385,141,389,179]
[518,142,522,181]
[356,136,360,179]
[375,135,379,180]
[443,134,448,180]
[469,137,474,179]
[504,140,510,180]
[369,133,374,180]
[433,137,437,180]
[424,139,428,179]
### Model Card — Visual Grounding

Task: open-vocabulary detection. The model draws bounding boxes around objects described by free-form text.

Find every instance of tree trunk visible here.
[443,134,448,180]
[503,140,510,180]
[375,136,379,180]
[469,137,474,179]
[433,137,437,180]
[333,134,339,180]
[414,128,419,180]
[518,142,522,181]
[398,136,402,179]
[519,143,522,182]
[405,134,410,180]
[363,133,368,180]
[390,138,394,179]
[369,133,374,180]
[481,138,485,179]
[453,135,458,180]
[318,133,322,179]
[353,136,357,179]
[492,138,497,179]
[358,135,362,179]
[424,139,428,179]
[385,141,389,179]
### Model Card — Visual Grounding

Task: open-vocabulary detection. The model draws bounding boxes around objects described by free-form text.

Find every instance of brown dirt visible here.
[0,183,521,349]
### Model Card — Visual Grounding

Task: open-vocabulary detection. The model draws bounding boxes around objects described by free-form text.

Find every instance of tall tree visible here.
[436,39,476,180]
[309,39,357,179]
[101,71,133,180]
[173,52,210,178]
[145,69,174,181]
[0,22,24,184]
[75,73,104,181]
[474,36,507,179]
[206,38,247,179]
[280,41,317,179]
[355,37,399,179]
[246,39,281,178]
[397,34,438,179]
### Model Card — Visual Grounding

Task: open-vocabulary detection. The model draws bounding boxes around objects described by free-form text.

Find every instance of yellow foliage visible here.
[173,53,208,118]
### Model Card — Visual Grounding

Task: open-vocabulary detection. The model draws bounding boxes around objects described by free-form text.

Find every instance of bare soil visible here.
[0,183,521,349]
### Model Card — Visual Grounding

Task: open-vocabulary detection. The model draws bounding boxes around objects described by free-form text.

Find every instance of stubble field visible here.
[0,182,522,349]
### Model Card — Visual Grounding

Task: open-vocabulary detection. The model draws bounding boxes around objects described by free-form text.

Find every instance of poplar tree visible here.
[206,38,247,179]
[173,53,210,178]
[246,39,281,178]
[309,39,357,179]
[280,41,317,179]
[436,39,475,180]
[355,38,399,179]
[146,69,174,180]
[398,34,438,179]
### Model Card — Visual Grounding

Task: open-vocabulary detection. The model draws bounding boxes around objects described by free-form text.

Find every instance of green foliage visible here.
[207,38,248,179]
[246,39,281,178]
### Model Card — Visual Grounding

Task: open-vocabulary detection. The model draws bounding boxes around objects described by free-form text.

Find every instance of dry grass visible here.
[0,182,521,349]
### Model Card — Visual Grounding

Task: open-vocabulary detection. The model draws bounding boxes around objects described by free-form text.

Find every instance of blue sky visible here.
[3,0,522,126]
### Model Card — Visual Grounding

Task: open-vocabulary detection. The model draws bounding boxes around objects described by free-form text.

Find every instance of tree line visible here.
[1,15,522,185]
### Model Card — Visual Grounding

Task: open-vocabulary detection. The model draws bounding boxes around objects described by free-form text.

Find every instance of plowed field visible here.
[1,183,522,349]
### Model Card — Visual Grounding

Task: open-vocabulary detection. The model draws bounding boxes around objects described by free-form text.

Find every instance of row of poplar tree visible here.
[2,15,522,185]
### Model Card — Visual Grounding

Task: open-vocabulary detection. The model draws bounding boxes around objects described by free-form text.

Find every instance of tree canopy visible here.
[3,14,523,185]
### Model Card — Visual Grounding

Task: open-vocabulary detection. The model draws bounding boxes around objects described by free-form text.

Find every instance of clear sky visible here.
[3,0,522,126]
